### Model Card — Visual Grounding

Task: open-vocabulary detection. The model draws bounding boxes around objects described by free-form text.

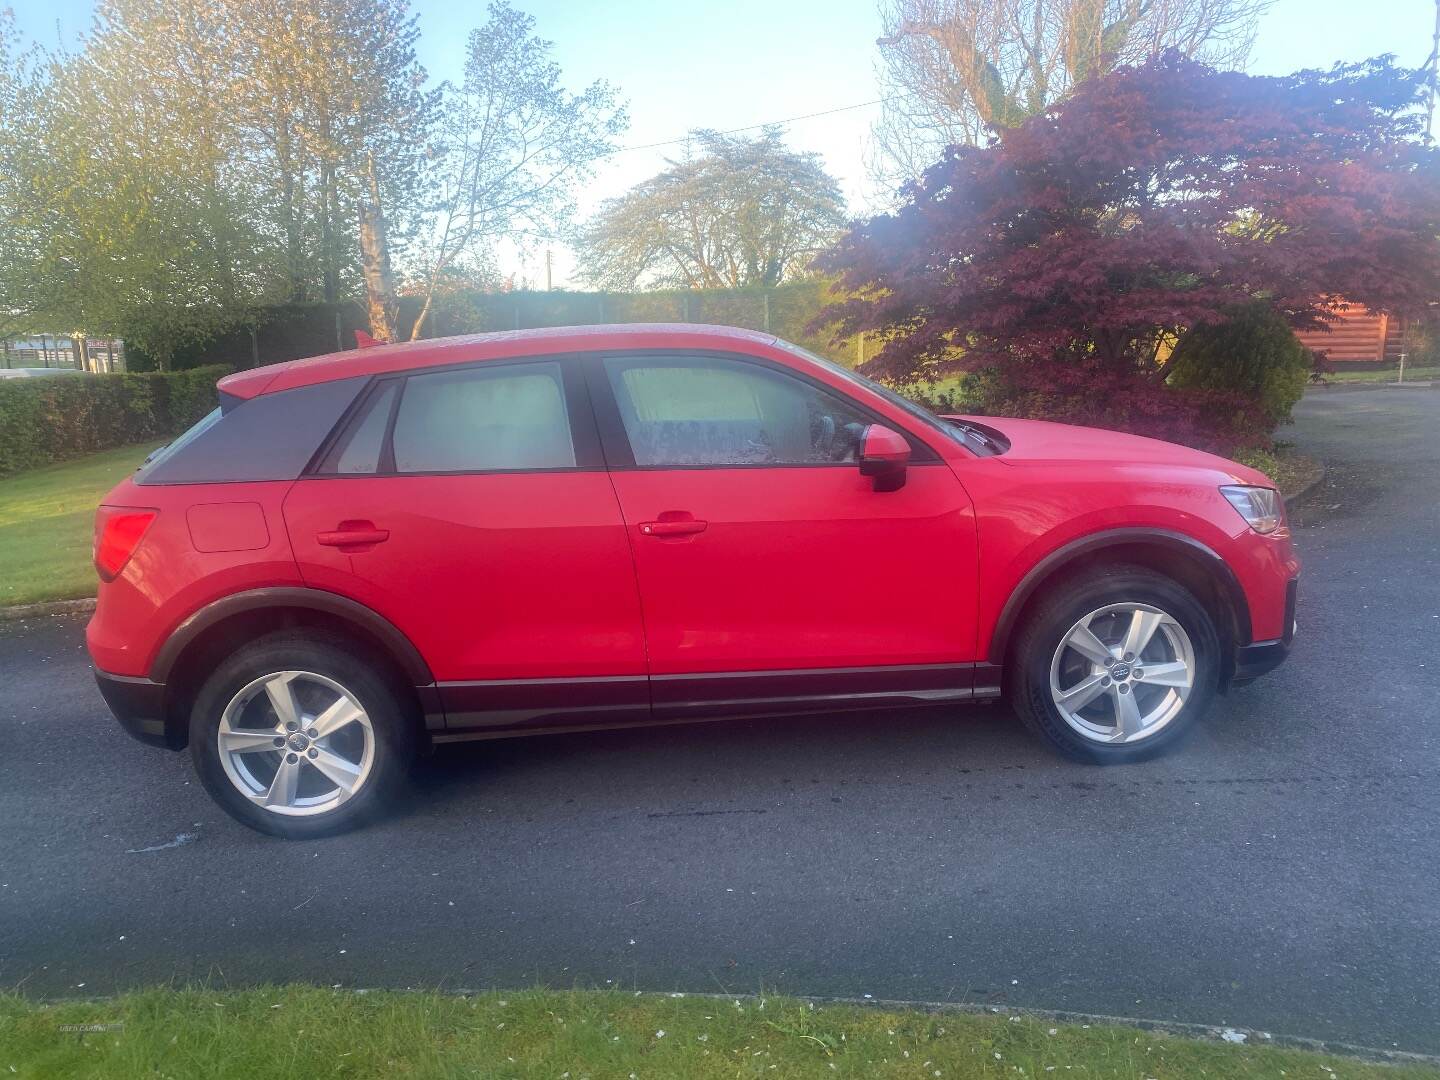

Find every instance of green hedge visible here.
[0,365,229,477]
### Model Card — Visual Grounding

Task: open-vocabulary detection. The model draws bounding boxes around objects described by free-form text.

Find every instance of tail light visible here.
[94,506,158,582]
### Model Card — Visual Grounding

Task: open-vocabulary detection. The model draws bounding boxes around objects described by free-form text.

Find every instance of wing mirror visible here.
[858,424,910,491]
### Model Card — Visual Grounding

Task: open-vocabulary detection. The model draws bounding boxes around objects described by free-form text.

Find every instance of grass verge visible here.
[1321,365,1440,383]
[1,987,1433,1079]
[0,441,158,607]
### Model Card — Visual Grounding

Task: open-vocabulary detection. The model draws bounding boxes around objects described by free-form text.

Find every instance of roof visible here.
[217,323,780,400]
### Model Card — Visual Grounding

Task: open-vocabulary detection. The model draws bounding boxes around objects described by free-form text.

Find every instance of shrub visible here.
[965,361,1271,457]
[0,365,230,477]
[1167,305,1313,426]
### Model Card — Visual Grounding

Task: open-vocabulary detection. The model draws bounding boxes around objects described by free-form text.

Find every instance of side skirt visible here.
[427,664,1001,743]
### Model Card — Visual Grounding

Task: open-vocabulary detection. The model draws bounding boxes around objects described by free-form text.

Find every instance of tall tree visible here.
[580,129,846,290]
[0,0,275,367]
[406,1,626,340]
[871,0,1271,186]
[819,53,1440,449]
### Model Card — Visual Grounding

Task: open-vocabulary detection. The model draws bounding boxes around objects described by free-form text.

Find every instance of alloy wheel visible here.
[216,670,375,816]
[1048,603,1195,745]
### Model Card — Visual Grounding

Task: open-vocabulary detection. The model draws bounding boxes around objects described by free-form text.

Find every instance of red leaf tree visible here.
[817,53,1440,451]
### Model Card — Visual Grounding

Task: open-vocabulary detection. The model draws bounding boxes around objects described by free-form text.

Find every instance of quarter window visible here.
[391,362,576,473]
[604,356,871,467]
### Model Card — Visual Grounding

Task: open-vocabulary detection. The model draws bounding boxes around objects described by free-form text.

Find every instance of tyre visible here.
[189,632,416,838]
[1007,565,1219,763]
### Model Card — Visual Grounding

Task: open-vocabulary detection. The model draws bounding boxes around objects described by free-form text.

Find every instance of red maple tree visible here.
[817,52,1440,451]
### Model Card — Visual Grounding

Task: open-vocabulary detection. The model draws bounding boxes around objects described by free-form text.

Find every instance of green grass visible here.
[0,441,160,607]
[0,987,1431,1079]
[1322,365,1440,383]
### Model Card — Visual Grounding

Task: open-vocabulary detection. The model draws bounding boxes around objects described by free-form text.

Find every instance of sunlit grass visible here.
[0,441,158,606]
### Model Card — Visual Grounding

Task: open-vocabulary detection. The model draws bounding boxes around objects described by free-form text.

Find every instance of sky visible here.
[8,0,1436,285]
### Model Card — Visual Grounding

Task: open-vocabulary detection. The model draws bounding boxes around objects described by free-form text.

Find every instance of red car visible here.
[89,325,1299,838]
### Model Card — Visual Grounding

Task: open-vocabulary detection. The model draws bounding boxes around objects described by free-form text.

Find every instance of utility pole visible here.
[545,249,553,292]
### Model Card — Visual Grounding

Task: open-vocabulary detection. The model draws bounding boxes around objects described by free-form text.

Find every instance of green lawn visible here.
[1323,365,1440,383]
[0,442,160,607]
[1,987,1430,1080]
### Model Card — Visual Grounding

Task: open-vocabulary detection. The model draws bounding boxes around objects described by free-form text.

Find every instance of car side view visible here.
[88,324,1299,838]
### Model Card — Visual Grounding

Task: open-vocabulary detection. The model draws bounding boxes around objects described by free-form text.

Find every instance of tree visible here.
[580,129,846,291]
[818,53,1440,451]
[0,0,276,367]
[871,0,1271,186]
[406,1,626,340]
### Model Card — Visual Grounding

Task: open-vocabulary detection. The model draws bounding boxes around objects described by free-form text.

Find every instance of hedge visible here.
[0,365,229,477]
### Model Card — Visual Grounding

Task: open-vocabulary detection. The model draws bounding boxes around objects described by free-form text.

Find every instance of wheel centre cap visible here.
[286,731,311,752]
[1110,662,1131,680]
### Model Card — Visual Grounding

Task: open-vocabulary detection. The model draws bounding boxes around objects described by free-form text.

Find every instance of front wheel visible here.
[189,632,415,838]
[1007,566,1219,763]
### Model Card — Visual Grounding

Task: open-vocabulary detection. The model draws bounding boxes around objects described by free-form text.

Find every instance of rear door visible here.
[283,357,649,732]
[588,351,981,719]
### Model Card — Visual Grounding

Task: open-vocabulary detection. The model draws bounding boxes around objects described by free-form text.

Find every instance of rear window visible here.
[390,362,575,473]
[135,377,369,485]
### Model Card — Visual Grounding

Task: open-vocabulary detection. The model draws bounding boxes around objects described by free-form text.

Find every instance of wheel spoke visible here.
[308,745,362,793]
[1110,686,1143,741]
[1058,672,1107,712]
[263,673,303,730]
[1122,608,1163,659]
[310,697,364,740]
[1066,623,1115,666]
[219,727,281,755]
[263,755,302,807]
[1139,660,1190,688]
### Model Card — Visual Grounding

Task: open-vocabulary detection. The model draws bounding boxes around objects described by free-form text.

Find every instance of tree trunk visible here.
[357,156,398,343]
[321,162,338,305]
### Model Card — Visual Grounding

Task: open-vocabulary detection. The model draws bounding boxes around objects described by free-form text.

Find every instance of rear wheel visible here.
[1007,566,1219,763]
[189,633,415,838]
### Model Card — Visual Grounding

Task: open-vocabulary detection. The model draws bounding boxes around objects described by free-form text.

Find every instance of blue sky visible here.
[9,0,1434,284]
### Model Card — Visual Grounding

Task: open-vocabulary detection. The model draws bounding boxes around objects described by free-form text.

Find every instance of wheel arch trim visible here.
[150,587,434,686]
[987,528,1251,664]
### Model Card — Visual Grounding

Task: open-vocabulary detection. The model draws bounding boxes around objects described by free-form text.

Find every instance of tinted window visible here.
[136,377,367,485]
[604,356,871,466]
[391,362,575,473]
[318,381,399,475]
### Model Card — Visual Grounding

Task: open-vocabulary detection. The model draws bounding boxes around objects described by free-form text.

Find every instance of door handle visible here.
[317,523,390,551]
[638,518,707,537]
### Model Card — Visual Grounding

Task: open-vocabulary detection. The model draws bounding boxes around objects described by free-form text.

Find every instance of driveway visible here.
[1,386,1437,1053]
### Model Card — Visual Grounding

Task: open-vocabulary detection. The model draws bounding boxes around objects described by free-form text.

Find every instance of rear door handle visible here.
[638,519,707,537]
[317,523,390,551]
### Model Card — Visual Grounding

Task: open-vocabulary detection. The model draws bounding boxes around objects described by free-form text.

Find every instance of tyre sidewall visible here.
[189,633,414,838]
[1010,569,1220,764]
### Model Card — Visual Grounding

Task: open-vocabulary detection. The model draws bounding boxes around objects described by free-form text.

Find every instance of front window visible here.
[604,355,872,466]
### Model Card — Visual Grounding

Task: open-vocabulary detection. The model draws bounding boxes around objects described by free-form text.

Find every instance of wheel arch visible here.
[988,529,1251,680]
[153,588,438,749]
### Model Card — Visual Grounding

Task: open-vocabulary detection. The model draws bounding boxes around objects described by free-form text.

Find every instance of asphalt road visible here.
[2,386,1438,1053]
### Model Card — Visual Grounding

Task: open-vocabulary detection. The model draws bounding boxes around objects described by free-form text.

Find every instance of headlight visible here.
[1220,485,1283,534]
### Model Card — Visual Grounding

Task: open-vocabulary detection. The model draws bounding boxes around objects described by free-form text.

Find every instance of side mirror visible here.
[858,424,910,491]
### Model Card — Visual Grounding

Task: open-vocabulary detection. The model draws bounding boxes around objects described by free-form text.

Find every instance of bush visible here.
[0,365,230,477]
[1167,305,1313,426]
[962,361,1272,457]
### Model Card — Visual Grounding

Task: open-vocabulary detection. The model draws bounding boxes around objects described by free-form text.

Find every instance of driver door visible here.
[590,351,981,718]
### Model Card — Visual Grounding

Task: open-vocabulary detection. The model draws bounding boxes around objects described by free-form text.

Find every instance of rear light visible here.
[94,506,158,582]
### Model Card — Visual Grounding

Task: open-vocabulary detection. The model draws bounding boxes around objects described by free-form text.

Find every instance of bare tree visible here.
[871,0,1272,187]
[406,1,626,340]
[580,129,846,291]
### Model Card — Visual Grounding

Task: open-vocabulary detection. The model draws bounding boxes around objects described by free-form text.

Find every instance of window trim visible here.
[582,349,942,472]
[303,354,605,479]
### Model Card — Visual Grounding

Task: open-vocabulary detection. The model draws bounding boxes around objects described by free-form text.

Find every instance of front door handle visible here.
[317,522,390,551]
[638,517,707,538]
